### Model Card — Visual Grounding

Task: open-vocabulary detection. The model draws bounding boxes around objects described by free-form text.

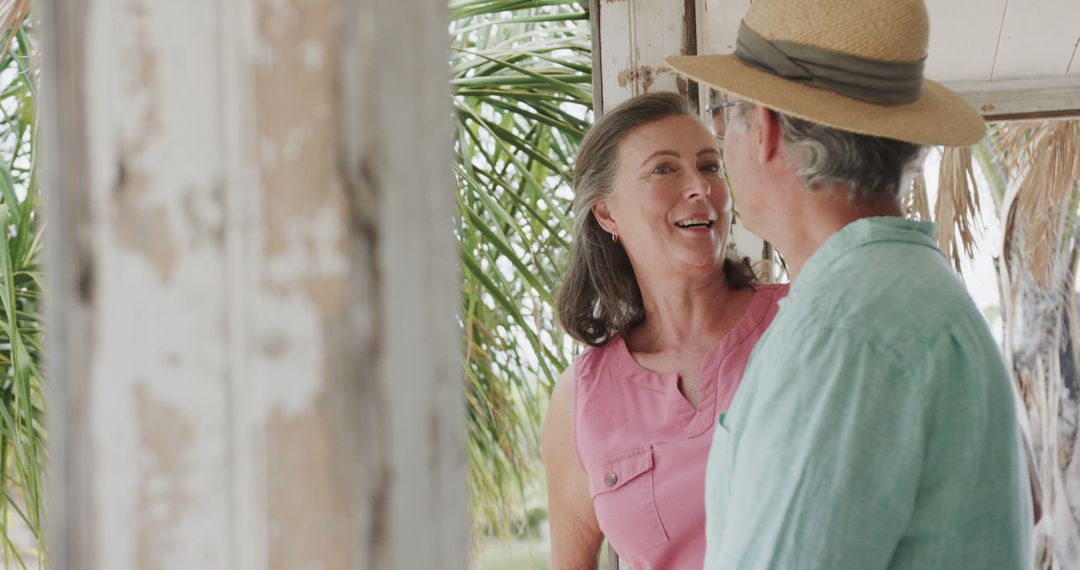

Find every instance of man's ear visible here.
[591,200,618,235]
[751,106,783,164]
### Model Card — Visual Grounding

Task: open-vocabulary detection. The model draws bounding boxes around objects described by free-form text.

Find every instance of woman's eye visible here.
[652,165,674,175]
[700,163,721,174]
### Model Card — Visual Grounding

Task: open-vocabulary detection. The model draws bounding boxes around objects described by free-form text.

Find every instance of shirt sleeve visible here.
[711,325,929,569]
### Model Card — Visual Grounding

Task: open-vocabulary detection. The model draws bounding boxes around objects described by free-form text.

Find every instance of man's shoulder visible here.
[788,240,985,355]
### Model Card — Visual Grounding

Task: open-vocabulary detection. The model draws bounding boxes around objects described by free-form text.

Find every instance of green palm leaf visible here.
[0,3,44,567]
[450,0,590,539]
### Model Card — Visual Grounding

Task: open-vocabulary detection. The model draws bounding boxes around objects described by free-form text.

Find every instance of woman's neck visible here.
[630,269,736,352]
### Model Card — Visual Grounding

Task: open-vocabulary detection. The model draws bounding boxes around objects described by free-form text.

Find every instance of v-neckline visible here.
[611,286,770,433]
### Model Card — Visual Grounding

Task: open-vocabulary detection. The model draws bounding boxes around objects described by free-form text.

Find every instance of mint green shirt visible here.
[704,217,1032,569]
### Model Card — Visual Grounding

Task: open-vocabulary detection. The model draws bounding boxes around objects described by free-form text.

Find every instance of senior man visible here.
[668,0,1033,568]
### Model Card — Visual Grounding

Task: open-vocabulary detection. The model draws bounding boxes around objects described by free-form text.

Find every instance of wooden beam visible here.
[38,0,92,565]
[40,0,463,568]
[945,77,1080,121]
[590,0,604,118]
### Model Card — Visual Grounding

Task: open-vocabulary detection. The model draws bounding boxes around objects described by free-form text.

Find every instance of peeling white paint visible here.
[259,137,279,169]
[281,122,314,162]
[83,0,234,568]
[300,39,325,71]
[598,0,687,105]
[49,0,463,568]
[91,246,232,570]
[255,288,327,419]
[257,204,346,419]
[264,205,348,285]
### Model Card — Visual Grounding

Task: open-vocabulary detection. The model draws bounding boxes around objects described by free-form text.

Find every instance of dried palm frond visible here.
[996,121,1080,287]
[0,0,30,59]
[903,171,931,221]
[935,147,982,273]
[993,119,1080,570]
[973,133,1009,209]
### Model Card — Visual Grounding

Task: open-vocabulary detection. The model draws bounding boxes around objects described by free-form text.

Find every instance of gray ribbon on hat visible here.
[734,21,925,105]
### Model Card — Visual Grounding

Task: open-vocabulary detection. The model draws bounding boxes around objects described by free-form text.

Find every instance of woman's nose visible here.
[684,169,712,200]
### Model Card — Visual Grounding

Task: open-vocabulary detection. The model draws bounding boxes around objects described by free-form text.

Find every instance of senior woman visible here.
[542,92,786,569]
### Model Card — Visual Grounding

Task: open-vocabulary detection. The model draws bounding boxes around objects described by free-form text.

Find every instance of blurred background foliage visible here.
[0,0,44,568]
[450,0,591,539]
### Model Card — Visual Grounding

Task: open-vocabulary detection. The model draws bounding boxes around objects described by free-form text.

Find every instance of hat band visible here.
[734,22,925,105]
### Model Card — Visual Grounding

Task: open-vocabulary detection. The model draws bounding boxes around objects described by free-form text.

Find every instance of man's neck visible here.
[775,187,903,281]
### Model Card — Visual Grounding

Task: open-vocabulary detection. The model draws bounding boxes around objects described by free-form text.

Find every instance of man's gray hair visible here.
[756,107,926,202]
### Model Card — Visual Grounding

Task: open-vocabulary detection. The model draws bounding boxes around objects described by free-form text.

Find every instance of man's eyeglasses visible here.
[707,99,742,143]
[706,100,743,123]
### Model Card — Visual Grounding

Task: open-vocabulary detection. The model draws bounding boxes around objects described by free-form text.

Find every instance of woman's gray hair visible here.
[734,104,926,202]
[557,92,754,347]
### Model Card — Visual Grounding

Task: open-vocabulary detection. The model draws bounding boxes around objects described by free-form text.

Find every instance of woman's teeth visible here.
[675,220,713,228]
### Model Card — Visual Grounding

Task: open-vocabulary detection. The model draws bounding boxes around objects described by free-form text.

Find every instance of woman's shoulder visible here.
[569,337,641,404]
[554,339,624,472]
[739,282,789,336]
[572,336,623,366]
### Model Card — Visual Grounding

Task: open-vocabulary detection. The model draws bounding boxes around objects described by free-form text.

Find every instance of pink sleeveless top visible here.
[572,284,786,569]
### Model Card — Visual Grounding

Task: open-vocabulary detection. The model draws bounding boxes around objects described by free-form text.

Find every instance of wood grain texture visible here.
[924,0,1007,83]
[992,0,1080,79]
[598,0,691,107]
[41,0,463,567]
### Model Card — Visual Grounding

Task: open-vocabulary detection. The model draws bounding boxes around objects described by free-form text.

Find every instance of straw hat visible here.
[666,0,985,146]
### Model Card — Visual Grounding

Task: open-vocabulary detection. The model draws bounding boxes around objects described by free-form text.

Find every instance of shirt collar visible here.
[788,216,940,298]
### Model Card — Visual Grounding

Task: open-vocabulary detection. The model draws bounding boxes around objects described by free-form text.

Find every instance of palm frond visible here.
[0,4,43,567]
[996,122,1080,286]
[992,119,1080,570]
[935,146,982,273]
[903,171,931,221]
[451,0,589,541]
[973,135,1009,211]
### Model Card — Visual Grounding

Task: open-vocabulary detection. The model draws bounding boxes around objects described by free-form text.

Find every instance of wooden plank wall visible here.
[596,0,696,110]
[39,0,464,568]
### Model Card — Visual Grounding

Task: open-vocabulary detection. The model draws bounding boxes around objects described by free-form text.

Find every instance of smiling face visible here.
[592,114,732,276]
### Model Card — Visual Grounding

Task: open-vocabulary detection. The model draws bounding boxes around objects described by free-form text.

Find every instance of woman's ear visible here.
[591,200,618,235]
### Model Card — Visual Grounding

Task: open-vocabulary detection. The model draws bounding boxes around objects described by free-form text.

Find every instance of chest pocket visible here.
[587,446,669,559]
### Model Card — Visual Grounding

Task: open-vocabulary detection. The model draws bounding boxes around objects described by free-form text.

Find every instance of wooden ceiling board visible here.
[990,0,1080,79]
[924,0,1008,82]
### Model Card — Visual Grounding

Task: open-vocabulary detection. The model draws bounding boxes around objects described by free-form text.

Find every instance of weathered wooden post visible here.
[40,0,464,568]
